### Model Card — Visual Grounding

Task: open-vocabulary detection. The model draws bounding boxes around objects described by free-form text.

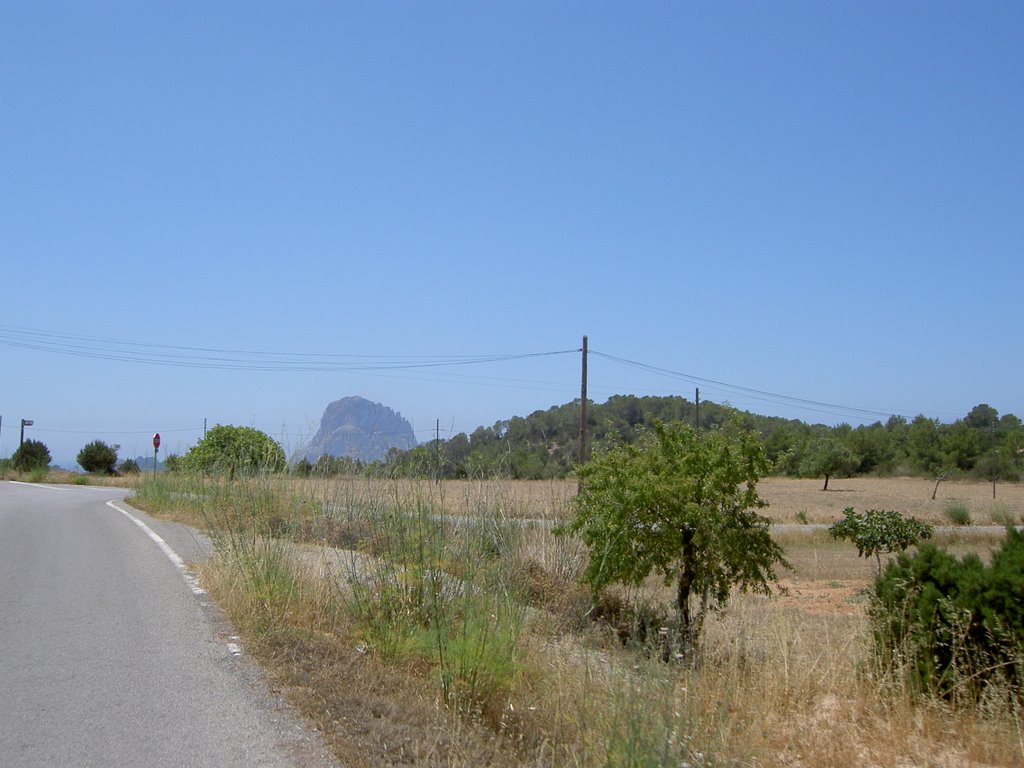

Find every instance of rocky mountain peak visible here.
[303,396,416,463]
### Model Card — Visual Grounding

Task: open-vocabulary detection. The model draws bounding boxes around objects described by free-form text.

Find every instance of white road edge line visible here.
[9,480,70,491]
[106,500,208,597]
[105,500,241,657]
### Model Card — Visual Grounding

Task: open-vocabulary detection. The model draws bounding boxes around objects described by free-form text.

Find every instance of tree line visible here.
[4,397,1021,484]
[373,397,1023,483]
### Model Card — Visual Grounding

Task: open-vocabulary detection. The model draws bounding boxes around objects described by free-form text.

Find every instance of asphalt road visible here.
[0,481,337,768]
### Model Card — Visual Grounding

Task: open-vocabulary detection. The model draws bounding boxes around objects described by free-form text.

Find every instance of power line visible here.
[590,350,896,423]
[0,325,576,373]
[2,323,906,426]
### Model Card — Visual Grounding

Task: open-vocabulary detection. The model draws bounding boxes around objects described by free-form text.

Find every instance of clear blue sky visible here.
[2,2,1021,467]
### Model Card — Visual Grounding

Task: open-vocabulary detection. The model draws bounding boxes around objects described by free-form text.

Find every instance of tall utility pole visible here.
[577,335,588,468]
[695,388,700,430]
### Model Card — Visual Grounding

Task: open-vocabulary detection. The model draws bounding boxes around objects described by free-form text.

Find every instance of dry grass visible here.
[759,476,1024,526]
[138,474,1024,767]
[1,467,137,487]
[198,551,521,767]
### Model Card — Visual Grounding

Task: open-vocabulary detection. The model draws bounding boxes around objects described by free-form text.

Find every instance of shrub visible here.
[180,425,286,477]
[870,530,1024,702]
[943,500,972,526]
[12,439,51,471]
[77,440,119,474]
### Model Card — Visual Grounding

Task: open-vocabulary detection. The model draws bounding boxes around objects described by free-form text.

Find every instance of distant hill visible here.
[303,396,417,463]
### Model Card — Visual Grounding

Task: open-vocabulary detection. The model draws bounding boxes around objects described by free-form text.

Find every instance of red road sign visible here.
[153,433,161,450]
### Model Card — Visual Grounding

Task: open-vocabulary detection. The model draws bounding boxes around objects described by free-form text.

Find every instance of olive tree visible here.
[800,437,858,490]
[561,419,789,654]
[181,425,286,477]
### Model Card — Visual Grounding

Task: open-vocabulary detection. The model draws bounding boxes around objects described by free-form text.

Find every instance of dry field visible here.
[758,476,1024,526]
[135,473,1024,767]
[310,475,1024,526]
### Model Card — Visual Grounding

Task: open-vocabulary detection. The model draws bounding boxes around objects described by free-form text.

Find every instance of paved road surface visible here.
[0,481,336,768]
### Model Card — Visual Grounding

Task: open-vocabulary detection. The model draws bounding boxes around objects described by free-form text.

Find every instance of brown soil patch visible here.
[758,476,1024,526]
[774,578,865,616]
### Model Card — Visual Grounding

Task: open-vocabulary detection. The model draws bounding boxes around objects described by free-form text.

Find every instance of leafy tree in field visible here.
[800,437,858,490]
[12,439,51,471]
[77,440,119,474]
[561,419,789,655]
[180,425,286,477]
[829,507,934,575]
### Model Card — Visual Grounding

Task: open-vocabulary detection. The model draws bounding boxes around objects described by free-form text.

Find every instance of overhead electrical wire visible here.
[1,324,899,428]
[589,350,896,423]
[0,325,576,372]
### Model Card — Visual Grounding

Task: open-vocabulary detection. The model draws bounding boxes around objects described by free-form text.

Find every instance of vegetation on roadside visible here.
[131,467,1024,767]
[10,438,51,471]
[177,424,286,477]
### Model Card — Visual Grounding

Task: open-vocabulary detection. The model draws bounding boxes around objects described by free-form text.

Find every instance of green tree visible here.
[180,425,286,477]
[941,421,981,471]
[561,419,788,654]
[964,403,999,431]
[800,437,858,490]
[118,458,141,474]
[907,415,946,474]
[77,440,119,474]
[829,507,934,575]
[12,439,51,471]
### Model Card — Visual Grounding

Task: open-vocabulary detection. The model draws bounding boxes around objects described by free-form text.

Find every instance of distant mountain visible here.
[303,396,417,463]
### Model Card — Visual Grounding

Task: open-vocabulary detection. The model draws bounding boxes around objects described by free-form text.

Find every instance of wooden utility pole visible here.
[578,335,588,468]
[695,388,700,430]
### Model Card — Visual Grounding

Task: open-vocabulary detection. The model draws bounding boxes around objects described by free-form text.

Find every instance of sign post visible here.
[153,433,161,478]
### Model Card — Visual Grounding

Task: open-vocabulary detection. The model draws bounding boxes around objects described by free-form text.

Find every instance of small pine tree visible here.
[871,529,1024,701]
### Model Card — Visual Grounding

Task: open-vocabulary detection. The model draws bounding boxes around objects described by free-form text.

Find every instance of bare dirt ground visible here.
[758,476,1024,526]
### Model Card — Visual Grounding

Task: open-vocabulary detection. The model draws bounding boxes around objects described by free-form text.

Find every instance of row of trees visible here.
[7,400,1021,484]
[378,397,1023,483]
[4,438,139,475]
